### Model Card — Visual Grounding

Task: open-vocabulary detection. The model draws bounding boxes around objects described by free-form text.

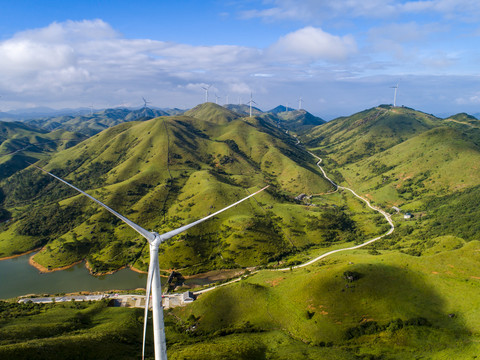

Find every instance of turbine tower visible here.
[298,97,303,110]
[391,84,398,107]
[32,164,268,360]
[201,85,211,102]
[248,92,257,117]
[215,93,220,105]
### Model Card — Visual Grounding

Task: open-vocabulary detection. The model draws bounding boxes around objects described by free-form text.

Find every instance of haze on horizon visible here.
[0,0,479,119]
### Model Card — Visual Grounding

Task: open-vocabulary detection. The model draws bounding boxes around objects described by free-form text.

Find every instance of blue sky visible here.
[0,0,479,118]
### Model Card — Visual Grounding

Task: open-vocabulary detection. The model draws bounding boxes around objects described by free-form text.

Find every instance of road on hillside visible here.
[275,151,394,271]
[194,149,395,294]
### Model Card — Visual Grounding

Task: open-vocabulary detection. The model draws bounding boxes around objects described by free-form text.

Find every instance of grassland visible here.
[166,240,480,359]
[0,300,145,360]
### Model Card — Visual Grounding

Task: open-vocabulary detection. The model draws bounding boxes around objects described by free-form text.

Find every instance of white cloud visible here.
[269,27,357,62]
[240,0,480,21]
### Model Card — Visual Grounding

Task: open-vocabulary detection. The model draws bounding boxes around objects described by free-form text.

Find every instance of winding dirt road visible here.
[195,150,395,293]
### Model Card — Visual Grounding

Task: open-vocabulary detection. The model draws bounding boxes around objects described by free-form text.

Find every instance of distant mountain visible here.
[266,108,325,132]
[26,107,170,136]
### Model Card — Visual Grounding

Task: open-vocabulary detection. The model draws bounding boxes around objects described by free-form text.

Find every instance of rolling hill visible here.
[1,103,362,274]
[0,121,86,180]
[301,105,480,256]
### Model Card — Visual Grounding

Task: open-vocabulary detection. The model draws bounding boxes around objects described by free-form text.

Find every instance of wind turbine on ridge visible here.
[248,92,257,117]
[31,164,268,360]
[142,97,151,116]
[201,85,211,102]
[215,93,221,105]
[298,97,303,110]
[390,84,398,107]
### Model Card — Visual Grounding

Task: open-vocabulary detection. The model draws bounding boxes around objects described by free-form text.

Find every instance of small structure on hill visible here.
[295,193,306,201]
[182,291,197,304]
[404,212,414,219]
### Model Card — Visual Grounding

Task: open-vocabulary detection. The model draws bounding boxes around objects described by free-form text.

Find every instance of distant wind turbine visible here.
[142,97,151,116]
[31,164,268,360]
[390,84,398,107]
[201,85,211,102]
[298,97,303,110]
[248,92,257,117]
[215,93,220,105]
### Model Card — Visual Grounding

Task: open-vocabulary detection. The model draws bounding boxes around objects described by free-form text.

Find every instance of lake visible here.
[0,252,147,299]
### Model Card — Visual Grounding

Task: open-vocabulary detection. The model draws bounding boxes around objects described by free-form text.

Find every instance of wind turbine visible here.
[215,93,221,105]
[142,97,151,116]
[298,97,303,110]
[31,164,268,360]
[391,84,398,107]
[201,85,211,103]
[248,92,257,117]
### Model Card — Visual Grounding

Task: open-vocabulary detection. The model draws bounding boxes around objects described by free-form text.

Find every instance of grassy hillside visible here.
[167,242,480,359]
[0,121,86,180]
[304,106,440,165]
[266,109,325,133]
[0,103,357,274]
[4,242,479,359]
[0,300,144,360]
[302,106,480,256]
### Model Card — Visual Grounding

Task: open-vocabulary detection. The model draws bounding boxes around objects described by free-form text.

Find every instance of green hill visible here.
[0,104,355,274]
[302,106,480,256]
[304,106,440,165]
[266,109,325,132]
[167,242,480,359]
[0,121,86,180]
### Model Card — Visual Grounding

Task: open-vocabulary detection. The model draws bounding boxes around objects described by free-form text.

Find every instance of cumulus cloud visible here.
[269,27,357,62]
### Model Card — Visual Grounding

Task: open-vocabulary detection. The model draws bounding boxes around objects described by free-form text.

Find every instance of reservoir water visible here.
[0,252,147,299]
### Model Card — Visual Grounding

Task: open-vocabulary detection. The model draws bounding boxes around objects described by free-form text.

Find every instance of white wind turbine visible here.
[201,85,211,102]
[31,164,268,360]
[391,84,398,107]
[248,92,257,117]
[298,97,303,110]
[215,93,221,105]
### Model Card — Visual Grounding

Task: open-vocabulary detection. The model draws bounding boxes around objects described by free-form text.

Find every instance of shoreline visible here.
[28,251,149,276]
[29,254,84,273]
[0,248,41,261]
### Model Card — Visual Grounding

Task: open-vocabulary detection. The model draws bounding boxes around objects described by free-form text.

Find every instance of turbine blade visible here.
[160,185,269,241]
[142,260,155,360]
[32,165,156,243]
